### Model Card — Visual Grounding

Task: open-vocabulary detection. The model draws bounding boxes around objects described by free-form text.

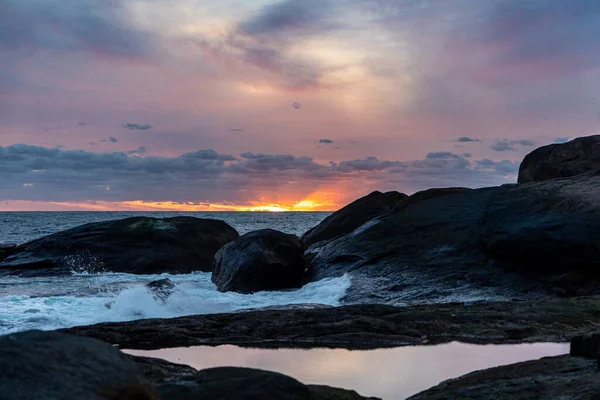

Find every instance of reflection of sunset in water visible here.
[125,342,568,399]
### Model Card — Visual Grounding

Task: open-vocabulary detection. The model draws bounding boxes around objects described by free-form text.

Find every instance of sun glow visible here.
[0,198,341,212]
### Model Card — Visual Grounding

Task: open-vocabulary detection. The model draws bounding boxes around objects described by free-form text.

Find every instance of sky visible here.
[1,0,600,211]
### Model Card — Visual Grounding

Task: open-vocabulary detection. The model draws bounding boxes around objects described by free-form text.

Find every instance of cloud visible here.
[77,122,87,126]
[238,0,336,36]
[426,152,462,159]
[0,145,519,204]
[490,141,515,152]
[0,0,152,58]
[109,137,119,143]
[491,139,536,151]
[126,146,148,155]
[123,123,153,131]
[553,137,570,144]
[457,137,480,142]
[319,139,333,144]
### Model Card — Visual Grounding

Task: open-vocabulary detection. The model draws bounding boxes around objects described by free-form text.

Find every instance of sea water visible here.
[0,211,347,334]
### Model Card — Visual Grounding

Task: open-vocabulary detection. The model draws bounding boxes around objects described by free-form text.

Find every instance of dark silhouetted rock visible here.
[145,278,176,303]
[0,243,16,262]
[308,174,600,304]
[0,330,155,400]
[518,135,600,183]
[408,355,599,400]
[302,191,406,249]
[156,367,379,400]
[212,229,307,293]
[570,332,600,360]
[0,217,239,275]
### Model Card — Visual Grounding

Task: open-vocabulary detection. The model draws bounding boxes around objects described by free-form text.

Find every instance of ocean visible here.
[0,212,353,335]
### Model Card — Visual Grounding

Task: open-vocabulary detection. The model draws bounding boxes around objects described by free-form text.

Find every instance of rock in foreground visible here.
[301,190,406,249]
[156,367,379,400]
[408,355,599,400]
[0,330,155,400]
[212,229,307,293]
[518,135,600,183]
[0,217,239,275]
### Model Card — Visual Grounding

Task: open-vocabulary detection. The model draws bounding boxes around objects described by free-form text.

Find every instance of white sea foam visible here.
[0,272,351,335]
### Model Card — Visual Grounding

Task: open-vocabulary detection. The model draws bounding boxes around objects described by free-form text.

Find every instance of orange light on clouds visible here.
[0,198,342,212]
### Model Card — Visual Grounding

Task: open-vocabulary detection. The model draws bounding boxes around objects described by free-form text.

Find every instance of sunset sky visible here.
[1,0,600,211]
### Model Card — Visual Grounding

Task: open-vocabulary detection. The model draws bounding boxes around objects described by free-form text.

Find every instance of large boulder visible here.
[518,135,600,183]
[408,355,599,400]
[0,330,156,400]
[0,217,239,275]
[156,367,378,400]
[212,229,307,293]
[302,191,406,249]
[308,174,600,304]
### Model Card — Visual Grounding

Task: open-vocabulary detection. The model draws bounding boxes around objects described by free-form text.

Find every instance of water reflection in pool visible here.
[125,342,569,399]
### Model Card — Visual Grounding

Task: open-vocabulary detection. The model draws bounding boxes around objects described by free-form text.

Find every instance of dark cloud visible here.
[319,139,333,144]
[462,153,472,158]
[426,152,462,159]
[126,146,148,155]
[490,141,515,152]
[239,0,335,36]
[77,122,87,126]
[457,137,480,142]
[109,137,119,143]
[0,0,152,57]
[491,139,536,151]
[123,123,153,131]
[553,137,570,143]
[0,145,519,203]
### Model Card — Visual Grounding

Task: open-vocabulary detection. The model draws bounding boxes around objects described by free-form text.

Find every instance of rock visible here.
[145,278,176,303]
[301,191,406,249]
[155,367,379,400]
[131,355,197,383]
[61,297,600,350]
[212,229,307,293]
[307,174,600,304]
[308,384,379,400]
[408,355,599,400]
[570,332,600,360]
[0,330,157,400]
[0,243,16,262]
[518,135,600,183]
[0,217,239,275]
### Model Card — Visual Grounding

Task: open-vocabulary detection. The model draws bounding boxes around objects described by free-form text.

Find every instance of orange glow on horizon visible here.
[0,198,342,212]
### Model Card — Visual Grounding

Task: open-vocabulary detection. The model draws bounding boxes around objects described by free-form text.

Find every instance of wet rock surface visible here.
[306,174,600,304]
[62,297,600,350]
[0,216,239,275]
[518,135,600,183]
[570,332,600,360]
[301,190,406,249]
[0,330,152,400]
[408,355,600,400]
[145,278,176,303]
[155,367,379,400]
[212,229,307,293]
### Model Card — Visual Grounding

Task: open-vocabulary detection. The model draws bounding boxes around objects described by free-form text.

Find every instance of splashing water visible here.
[0,272,351,335]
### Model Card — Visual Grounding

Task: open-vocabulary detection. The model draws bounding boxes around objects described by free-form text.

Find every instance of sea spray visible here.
[0,272,351,335]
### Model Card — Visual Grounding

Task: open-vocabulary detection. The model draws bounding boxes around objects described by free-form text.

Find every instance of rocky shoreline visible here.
[62,296,600,350]
[4,136,600,398]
